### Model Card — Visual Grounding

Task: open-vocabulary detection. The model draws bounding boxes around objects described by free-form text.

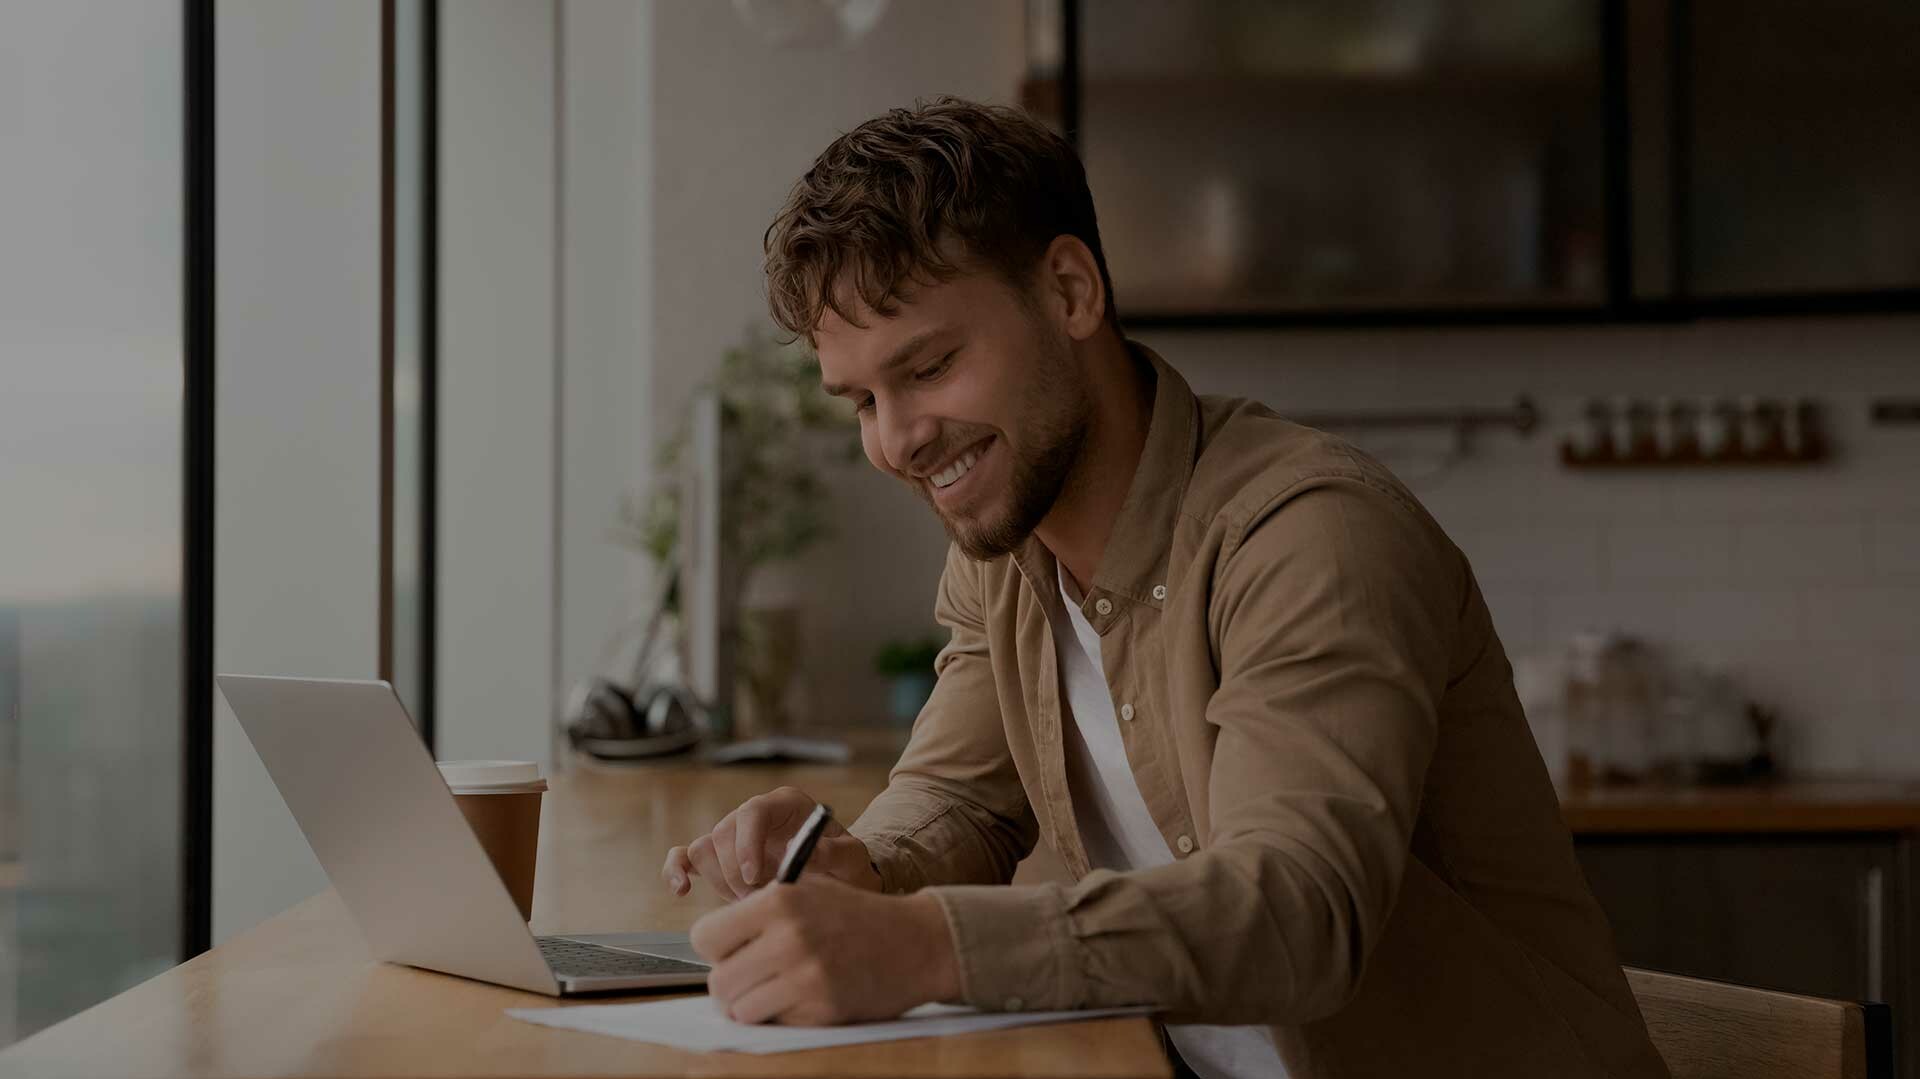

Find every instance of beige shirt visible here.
[1051,564,1286,1079]
[848,344,1669,1078]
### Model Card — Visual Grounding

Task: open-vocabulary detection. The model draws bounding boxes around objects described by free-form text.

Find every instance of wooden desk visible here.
[0,758,1168,1078]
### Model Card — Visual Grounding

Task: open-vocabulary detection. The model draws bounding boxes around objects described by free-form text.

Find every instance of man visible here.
[663,97,1668,1078]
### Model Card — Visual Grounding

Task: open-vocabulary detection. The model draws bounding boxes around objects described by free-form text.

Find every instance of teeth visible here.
[932,449,981,490]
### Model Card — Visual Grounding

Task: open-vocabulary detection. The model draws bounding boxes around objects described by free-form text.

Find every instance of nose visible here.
[873,396,940,476]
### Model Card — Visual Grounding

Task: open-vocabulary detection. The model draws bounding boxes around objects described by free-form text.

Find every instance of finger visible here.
[709,815,752,898]
[737,790,814,886]
[724,968,806,1025]
[690,884,788,963]
[687,835,738,901]
[772,997,839,1027]
[732,796,781,887]
[704,924,791,1013]
[661,846,695,897]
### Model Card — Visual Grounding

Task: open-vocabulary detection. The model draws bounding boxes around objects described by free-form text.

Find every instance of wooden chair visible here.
[1626,967,1896,1079]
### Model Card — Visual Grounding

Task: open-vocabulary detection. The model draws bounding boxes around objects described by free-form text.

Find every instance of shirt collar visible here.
[1012,340,1199,619]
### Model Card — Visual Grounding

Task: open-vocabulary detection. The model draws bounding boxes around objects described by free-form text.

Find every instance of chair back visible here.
[1625,967,1895,1079]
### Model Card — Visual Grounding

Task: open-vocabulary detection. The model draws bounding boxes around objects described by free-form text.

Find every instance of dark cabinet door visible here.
[1576,835,1911,1077]
[1049,1,1609,318]
[1033,0,1920,323]
[1683,0,1920,299]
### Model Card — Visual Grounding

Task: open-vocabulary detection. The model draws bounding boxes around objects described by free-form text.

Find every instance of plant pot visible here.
[738,604,801,738]
[885,672,935,727]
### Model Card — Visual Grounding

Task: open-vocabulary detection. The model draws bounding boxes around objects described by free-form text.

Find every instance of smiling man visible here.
[663,98,1668,1079]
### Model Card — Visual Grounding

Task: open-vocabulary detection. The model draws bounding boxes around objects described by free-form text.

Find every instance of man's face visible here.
[815,267,1091,561]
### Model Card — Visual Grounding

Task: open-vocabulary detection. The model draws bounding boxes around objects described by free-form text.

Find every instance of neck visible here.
[1036,333,1153,594]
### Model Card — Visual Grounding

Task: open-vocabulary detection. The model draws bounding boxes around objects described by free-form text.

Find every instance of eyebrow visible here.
[819,325,954,398]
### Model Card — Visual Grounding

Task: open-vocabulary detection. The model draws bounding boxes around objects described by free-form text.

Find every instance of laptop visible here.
[216,674,712,995]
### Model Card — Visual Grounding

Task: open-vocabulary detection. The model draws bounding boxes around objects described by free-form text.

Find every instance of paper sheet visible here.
[506,995,1152,1054]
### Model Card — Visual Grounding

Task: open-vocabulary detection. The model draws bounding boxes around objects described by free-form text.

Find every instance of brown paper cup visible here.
[439,761,546,921]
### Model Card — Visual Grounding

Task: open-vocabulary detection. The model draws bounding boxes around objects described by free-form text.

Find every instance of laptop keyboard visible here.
[537,936,711,978]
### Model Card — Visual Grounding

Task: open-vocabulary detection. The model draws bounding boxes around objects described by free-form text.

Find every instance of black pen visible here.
[774,802,833,884]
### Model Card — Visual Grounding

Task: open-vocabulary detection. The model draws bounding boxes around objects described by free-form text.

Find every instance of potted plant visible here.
[620,326,859,574]
[874,635,943,727]
[610,326,859,737]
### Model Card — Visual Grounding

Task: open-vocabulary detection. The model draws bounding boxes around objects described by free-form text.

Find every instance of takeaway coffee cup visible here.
[438,760,547,921]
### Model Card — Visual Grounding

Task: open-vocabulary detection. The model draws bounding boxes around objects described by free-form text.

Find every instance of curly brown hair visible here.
[763,96,1118,343]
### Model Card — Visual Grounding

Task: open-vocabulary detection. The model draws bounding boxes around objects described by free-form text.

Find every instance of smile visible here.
[928,438,992,493]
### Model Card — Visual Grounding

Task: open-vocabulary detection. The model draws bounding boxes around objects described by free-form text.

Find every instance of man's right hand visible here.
[662,786,883,901]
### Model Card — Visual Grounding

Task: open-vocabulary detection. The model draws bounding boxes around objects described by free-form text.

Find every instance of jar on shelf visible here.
[1610,395,1637,462]
[1699,396,1741,458]
[1712,399,1758,456]
[1749,397,1788,457]
[1663,397,1701,459]
[1783,398,1824,459]
[1576,398,1614,460]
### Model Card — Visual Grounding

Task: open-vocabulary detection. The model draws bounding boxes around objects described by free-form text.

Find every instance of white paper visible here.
[506,996,1152,1054]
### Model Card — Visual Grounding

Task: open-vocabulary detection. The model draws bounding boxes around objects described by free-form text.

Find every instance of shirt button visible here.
[1094,597,1113,616]
[1004,997,1025,1011]
[1176,834,1195,854]
[1119,703,1135,722]
[1152,584,1167,601]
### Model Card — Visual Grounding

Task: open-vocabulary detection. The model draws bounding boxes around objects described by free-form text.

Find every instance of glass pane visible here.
[392,0,426,728]
[1072,1,1607,315]
[0,0,183,1046]
[1688,0,1920,296]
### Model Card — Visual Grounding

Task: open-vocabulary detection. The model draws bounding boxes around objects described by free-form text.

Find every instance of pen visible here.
[774,802,833,884]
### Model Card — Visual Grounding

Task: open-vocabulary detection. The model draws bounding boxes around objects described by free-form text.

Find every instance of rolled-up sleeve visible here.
[927,479,1460,1023]
[849,545,1039,895]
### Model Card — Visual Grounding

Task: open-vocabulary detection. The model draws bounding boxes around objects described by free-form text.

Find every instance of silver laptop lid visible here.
[216,674,559,995]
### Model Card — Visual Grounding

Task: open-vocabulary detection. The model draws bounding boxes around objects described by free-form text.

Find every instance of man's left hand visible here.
[689,876,961,1025]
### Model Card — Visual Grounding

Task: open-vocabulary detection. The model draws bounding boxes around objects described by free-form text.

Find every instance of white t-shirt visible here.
[1049,564,1288,1079]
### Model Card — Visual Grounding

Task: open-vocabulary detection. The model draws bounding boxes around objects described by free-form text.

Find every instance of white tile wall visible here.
[1730,519,1872,583]
[1803,586,1920,645]
[1455,523,1605,587]
[1539,588,1677,645]
[1604,521,1735,585]
[1871,514,1920,580]
[1672,589,1800,644]
[1880,646,1920,708]
[1140,315,1920,777]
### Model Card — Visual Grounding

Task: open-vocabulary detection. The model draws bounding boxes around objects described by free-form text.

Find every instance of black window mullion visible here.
[419,0,439,754]
[179,0,216,964]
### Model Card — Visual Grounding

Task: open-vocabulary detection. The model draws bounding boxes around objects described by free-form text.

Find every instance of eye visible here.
[914,351,956,382]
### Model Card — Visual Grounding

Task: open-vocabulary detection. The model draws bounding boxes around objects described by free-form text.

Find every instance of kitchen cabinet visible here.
[1681,0,1920,301]
[1576,833,1915,1077]
[1024,0,1920,325]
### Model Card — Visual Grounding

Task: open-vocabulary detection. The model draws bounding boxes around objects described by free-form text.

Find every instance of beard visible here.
[910,325,1091,562]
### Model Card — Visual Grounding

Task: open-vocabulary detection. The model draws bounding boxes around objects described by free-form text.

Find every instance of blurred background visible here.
[2,0,1917,1062]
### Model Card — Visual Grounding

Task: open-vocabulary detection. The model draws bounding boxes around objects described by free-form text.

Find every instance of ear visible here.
[1036,235,1107,342]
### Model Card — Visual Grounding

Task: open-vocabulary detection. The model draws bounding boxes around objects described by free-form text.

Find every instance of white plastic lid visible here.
[437,759,544,792]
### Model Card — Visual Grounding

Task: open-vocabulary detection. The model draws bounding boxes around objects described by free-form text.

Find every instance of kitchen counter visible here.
[1560,780,1920,834]
[590,734,1920,837]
